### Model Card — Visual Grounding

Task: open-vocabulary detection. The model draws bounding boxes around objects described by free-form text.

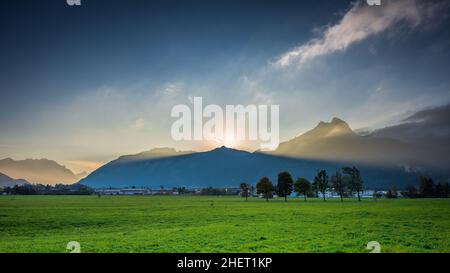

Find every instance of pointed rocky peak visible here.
[309,117,355,138]
[331,117,347,125]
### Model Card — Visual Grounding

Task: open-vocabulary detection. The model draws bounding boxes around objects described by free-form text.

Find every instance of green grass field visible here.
[0,195,449,253]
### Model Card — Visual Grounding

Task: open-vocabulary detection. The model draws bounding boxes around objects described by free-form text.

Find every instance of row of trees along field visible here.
[240,167,450,202]
[385,176,450,199]
[240,166,364,202]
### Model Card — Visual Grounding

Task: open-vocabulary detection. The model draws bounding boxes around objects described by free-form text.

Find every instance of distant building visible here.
[225,187,241,195]
[119,188,152,195]
[96,189,121,195]
[95,188,179,195]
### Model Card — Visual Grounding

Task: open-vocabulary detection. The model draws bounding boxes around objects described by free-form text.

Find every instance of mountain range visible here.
[0,158,85,185]
[79,104,450,190]
[79,145,422,190]
[3,104,449,189]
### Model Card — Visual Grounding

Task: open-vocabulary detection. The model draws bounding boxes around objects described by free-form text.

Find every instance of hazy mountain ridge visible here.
[0,158,79,185]
[0,172,29,188]
[113,147,195,164]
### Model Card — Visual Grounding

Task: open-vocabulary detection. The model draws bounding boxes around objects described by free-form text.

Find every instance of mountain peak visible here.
[212,146,236,152]
[331,117,346,124]
[209,146,250,155]
[309,117,354,138]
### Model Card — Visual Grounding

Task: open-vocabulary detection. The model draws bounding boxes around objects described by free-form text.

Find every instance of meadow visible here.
[0,195,449,253]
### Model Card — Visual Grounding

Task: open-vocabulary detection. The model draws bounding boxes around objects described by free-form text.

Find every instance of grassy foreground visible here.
[0,195,449,253]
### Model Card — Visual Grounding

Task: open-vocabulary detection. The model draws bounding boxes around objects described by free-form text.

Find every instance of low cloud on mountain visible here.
[371,103,450,142]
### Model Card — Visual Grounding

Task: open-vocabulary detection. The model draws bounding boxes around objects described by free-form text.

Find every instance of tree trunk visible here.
[340,194,343,202]
[285,195,287,202]
[322,191,326,201]
[303,193,307,202]
[357,191,361,202]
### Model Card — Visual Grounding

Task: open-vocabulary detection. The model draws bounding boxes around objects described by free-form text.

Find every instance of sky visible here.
[0,0,449,174]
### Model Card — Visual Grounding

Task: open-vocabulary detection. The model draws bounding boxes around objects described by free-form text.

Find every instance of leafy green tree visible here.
[256,177,274,201]
[239,182,251,201]
[276,172,294,202]
[314,170,329,201]
[343,166,364,202]
[294,177,311,202]
[331,170,345,202]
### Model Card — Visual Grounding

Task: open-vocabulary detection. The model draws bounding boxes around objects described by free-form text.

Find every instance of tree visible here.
[314,170,329,201]
[419,176,435,198]
[256,177,274,201]
[331,170,345,202]
[294,177,311,202]
[276,172,294,202]
[343,166,364,202]
[312,178,319,198]
[239,182,251,201]
[443,182,450,198]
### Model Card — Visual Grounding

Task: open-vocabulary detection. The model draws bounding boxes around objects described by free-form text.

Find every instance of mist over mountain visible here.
[0,158,78,185]
[372,103,450,141]
[369,103,450,168]
[75,171,89,181]
[272,111,449,170]
[0,172,29,188]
